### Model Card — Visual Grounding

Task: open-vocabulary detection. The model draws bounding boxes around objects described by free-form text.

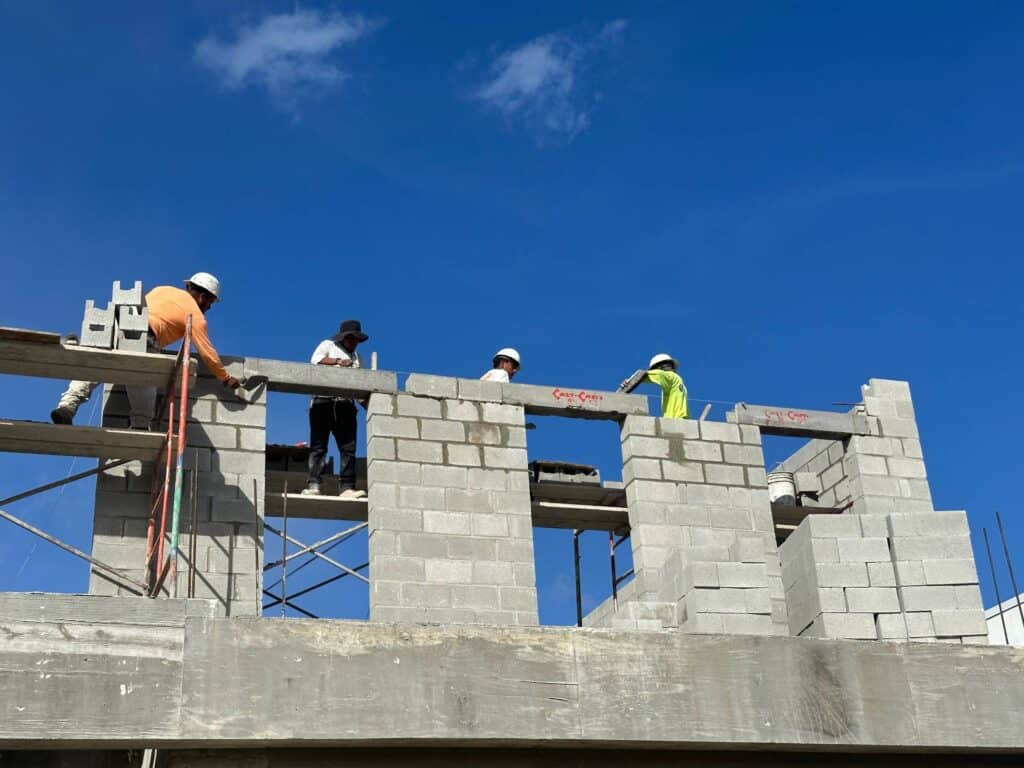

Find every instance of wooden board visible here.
[264,492,368,521]
[0,419,167,461]
[0,326,62,344]
[0,338,196,387]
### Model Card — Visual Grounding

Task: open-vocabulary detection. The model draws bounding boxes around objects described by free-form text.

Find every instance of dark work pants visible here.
[308,398,357,490]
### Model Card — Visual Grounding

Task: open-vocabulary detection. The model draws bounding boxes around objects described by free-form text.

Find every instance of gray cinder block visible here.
[80,300,114,348]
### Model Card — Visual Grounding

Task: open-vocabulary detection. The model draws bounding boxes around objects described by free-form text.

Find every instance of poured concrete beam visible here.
[727,403,870,438]
[502,383,648,420]
[3,592,1024,751]
[243,357,397,398]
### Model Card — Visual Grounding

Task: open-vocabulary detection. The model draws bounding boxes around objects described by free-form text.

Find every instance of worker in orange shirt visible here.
[51,272,240,429]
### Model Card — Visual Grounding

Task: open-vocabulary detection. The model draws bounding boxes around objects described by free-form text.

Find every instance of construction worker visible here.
[638,353,689,419]
[51,273,240,429]
[302,320,369,500]
[480,348,521,383]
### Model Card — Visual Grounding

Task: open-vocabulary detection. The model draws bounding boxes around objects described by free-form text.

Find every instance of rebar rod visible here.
[167,316,192,597]
[984,527,1009,645]
[0,506,147,592]
[281,480,288,618]
[0,459,131,507]
[995,511,1024,631]
[573,529,583,628]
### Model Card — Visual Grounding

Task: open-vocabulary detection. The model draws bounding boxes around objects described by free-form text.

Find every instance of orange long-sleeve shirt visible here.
[145,286,229,382]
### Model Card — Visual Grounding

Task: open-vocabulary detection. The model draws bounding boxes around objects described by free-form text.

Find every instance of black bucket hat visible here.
[334,319,369,343]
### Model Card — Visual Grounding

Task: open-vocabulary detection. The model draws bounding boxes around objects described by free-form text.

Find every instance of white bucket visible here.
[767,471,796,506]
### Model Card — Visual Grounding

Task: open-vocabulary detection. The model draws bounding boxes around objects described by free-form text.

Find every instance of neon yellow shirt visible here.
[646,369,689,419]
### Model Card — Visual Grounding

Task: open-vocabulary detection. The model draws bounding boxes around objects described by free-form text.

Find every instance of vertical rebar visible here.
[167,317,192,597]
[188,448,200,599]
[573,529,583,627]
[608,530,618,612]
[984,527,1008,645]
[281,480,289,618]
[995,511,1024,632]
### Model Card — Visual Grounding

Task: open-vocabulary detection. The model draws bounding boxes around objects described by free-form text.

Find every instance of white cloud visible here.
[472,19,627,145]
[195,9,376,110]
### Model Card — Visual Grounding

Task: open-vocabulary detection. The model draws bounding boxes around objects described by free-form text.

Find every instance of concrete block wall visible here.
[776,379,985,643]
[90,361,265,616]
[585,415,786,635]
[366,389,538,625]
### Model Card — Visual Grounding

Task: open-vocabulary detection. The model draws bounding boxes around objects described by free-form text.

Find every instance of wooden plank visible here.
[531,501,627,531]
[0,326,62,344]
[0,339,196,387]
[264,492,368,521]
[0,420,167,461]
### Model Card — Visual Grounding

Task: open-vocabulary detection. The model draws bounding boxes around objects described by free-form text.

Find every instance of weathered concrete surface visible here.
[728,403,870,438]
[243,357,397,398]
[2,593,1024,751]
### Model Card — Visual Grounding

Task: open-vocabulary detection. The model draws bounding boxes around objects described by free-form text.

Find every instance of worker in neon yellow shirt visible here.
[642,353,689,419]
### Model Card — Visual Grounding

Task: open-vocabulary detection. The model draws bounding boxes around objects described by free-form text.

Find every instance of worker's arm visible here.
[191,317,239,388]
[311,341,354,367]
[644,368,680,393]
[317,357,353,367]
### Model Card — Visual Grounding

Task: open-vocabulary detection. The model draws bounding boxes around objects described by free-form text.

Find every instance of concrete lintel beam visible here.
[502,383,648,420]
[727,403,870,438]
[244,357,398,398]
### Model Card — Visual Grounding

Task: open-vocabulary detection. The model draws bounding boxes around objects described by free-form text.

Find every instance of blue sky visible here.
[1,2,1022,623]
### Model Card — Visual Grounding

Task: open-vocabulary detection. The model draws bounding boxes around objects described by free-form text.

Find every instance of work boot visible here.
[339,488,367,501]
[50,407,74,425]
[300,484,321,496]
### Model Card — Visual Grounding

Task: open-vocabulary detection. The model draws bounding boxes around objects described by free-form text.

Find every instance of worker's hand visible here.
[335,358,353,368]
[223,375,241,390]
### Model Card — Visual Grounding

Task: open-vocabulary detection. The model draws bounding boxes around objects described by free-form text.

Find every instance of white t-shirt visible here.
[311,339,362,401]
[480,368,509,383]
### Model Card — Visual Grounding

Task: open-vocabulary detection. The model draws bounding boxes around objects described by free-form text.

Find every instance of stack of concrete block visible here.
[89,357,265,616]
[366,389,538,626]
[586,415,786,636]
[779,511,986,643]
[78,281,150,352]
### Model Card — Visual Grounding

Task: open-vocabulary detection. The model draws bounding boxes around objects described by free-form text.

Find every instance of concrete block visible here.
[420,420,466,442]
[684,483,730,506]
[806,612,877,640]
[451,584,500,609]
[367,437,396,462]
[482,446,527,470]
[422,510,471,535]
[367,393,395,416]
[400,486,448,510]
[445,400,481,422]
[845,587,900,613]
[80,300,114,348]
[420,464,467,488]
[687,587,756,614]
[682,441,722,462]
[473,560,514,586]
[632,480,679,503]
[624,436,671,459]
[110,280,144,307]
[425,559,473,584]
[746,467,768,487]
[503,426,527,448]
[739,425,761,445]
[849,435,900,457]
[922,559,979,586]
[723,444,764,466]
[481,402,524,425]
[466,423,503,445]
[837,537,891,563]
[375,555,427,582]
[405,374,458,399]
[445,488,494,513]
[397,440,444,464]
[955,585,983,610]
[396,394,443,419]
[705,464,746,486]
[500,587,537,611]
[890,536,972,561]
[659,418,700,438]
[901,585,959,612]
[471,514,509,537]
[661,460,704,483]
[931,609,987,638]
[868,561,896,587]
[624,458,663,482]
[887,457,927,479]
[717,562,768,588]
[894,560,926,586]
[699,421,741,443]
[467,468,508,491]
[401,582,452,608]
[456,378,504,403]
[794,471,821,494]
[368,415,419,438]
[371,507,423,532]
[622,415,658,436]
[446,444,482,467]
[805,514,861,539]
[813,562,869,587]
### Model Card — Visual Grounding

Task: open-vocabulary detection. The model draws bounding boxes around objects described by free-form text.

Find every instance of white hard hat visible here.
[493,347,521,367]
[185,272,221,300]
[649,353,677,370]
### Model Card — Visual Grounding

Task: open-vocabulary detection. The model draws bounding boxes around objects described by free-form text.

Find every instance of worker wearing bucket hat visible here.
[302,320,370,500]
